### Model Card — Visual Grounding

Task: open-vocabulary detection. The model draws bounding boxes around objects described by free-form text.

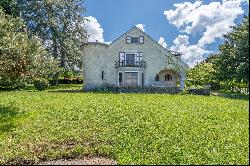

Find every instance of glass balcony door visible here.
[124,72,138,86]
[125,54,135,66]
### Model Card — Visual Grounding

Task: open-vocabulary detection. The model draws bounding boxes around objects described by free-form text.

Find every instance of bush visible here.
[34,78,49,91]
[49,77,83,84]
[0,76,26,90]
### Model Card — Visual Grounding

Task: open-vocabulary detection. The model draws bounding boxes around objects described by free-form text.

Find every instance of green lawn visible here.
[0,85,249,164]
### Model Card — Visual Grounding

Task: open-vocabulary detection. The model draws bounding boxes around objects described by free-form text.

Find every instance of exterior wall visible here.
[82,27,188,90]
[82,44,110,90]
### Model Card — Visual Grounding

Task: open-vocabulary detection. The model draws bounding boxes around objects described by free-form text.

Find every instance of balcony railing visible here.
[115,60,146,68]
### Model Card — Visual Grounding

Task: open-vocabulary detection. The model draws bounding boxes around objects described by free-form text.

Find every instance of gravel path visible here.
[38,157,117,165]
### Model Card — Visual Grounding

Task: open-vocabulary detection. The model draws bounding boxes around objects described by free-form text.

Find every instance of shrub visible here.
[34,78,49,91]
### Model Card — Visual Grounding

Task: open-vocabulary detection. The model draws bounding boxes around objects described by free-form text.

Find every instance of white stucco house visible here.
[81,26,189,91]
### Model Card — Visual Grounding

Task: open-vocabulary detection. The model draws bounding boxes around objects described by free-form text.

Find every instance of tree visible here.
[0,0,18,16]
[214,15,249,86]
[186,54,219,90]
[0,8,58,89]
[18,0,88,84]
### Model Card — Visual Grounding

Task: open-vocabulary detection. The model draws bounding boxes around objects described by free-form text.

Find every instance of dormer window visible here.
[126,36,144,44]
[131,37,139,43]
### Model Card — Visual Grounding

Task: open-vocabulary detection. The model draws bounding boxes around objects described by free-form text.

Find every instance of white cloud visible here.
[135,24,145,32]
[164,1,202,28]
[223,0,249,4]
[158,37,167,48]
[104,41,112,45]
[165,0,245,47]
[84,16,105,43]
[164,0,247,66]
[171,35,212,67]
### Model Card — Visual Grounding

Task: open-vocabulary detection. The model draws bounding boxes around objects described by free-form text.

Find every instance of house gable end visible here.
[109,26,188,68]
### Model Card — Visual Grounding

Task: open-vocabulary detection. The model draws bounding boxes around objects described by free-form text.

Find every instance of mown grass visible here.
[0,85,249,164]
[23,84,83,91]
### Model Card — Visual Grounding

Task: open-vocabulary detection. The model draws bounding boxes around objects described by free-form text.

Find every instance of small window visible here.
[142,73,144,86]
[131,37,139,43]
[155,75,159,81]
[101,71,105,80]
[165,74,172,81]
[126,36,144,44]
[119,72,122,82]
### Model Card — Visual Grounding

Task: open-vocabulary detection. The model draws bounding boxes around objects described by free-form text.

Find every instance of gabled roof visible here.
[109,26,189,68]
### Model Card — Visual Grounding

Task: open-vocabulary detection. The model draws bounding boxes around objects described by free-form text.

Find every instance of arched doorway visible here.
[154,69,179,87]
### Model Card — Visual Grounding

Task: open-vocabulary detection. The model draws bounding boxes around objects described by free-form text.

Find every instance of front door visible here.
[124,72,138,86]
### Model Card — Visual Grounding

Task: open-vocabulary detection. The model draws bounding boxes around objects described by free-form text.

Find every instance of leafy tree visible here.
[0,0,18,16]
[187,15,249,93]
[18,0,88,84]
[0,8,58,89]
[214,15,249,86]
[187,54,219,90]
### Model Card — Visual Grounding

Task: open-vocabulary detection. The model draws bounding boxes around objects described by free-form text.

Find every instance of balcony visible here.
[115,60,146,68]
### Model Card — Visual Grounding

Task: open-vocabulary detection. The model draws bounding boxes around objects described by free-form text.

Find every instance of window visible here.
[126,54,135,65]
[142,73,144,86]
[101,71,105,80]
[118,52,143,66]
[165,74,172,81]
[126,36,144,44]
[124,72,138,86]
[155,75,159,81]
[119,72,122,86]
[131,37,139,43]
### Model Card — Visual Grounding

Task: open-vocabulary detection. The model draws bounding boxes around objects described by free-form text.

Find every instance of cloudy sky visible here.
[84,0,249,67]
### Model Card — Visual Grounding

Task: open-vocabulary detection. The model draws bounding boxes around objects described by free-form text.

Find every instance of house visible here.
[81,26,189,91]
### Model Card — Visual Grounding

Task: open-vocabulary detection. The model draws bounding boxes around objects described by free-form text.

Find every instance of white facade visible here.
[81,26,188,90]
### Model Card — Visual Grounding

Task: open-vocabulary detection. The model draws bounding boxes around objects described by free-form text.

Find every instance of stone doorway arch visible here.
[155,69,179,87]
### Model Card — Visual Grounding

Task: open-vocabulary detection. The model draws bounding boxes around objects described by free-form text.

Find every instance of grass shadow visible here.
[0,106,20,133]
[47,90,84,93]
[212,93,249,101]
[46,84,82,90]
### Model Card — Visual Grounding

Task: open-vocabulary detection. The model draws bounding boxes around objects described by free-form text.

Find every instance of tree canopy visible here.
[0,8,58,89]
[214,15,249,85]
[18,0,88,70]
[187,15,249,92]
[0,0,18,16]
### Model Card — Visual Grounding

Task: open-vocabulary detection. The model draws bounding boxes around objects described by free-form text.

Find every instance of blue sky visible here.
[84,0,249,66]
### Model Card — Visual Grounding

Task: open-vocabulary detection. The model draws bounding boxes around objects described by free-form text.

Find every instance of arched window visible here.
[155,75,159,81]
[165,74,172,81]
